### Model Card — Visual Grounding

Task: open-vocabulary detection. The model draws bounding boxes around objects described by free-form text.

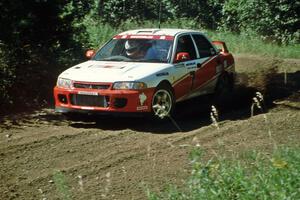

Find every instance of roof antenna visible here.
[158,1,162,29]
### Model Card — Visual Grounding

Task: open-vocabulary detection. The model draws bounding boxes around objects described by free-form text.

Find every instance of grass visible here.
[204,30,300,59]
[83,19,300,59]
[147,147,300,200]
[53,170,72,200]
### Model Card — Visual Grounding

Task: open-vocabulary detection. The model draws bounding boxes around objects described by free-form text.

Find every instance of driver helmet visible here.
[125,40,142,56]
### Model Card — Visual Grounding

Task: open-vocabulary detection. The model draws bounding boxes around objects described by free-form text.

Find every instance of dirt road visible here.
[1,55,300,200]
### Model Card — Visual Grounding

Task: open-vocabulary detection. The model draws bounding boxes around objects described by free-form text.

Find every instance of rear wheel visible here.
[214,73,234,107]
[151,83,175,119]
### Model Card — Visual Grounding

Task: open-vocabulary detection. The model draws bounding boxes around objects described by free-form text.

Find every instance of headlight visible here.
[57,78,72,89]
[112,81,147,90]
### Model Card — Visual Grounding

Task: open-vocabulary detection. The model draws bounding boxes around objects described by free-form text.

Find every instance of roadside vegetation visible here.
[148,147,300,200]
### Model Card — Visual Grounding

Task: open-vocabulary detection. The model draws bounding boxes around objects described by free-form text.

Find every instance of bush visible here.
[0,43,15,106]
[221,0,299,44]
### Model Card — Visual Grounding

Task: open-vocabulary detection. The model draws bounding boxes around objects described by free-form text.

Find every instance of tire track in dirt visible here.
[1,123,189,199]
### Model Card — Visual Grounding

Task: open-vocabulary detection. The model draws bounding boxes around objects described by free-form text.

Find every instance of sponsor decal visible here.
[137,105,148,111]
[139,92,147,106]
[185,62,196,66]
[78,91,98,96]
[175,63,185,68]
[114,35,174,40]
[156,72,169,77]
[130,35,154,39]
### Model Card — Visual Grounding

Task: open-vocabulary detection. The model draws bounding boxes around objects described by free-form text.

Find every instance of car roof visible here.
[117,28,202,37]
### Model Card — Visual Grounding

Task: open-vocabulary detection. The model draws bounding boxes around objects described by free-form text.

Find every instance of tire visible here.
[214,73,234,107]
[151,83,175,119]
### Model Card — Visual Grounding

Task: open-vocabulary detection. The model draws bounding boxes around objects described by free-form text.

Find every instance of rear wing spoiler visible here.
[212,41,229,53]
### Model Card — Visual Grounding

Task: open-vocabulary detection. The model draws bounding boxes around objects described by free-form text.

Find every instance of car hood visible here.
[59,60,171,82]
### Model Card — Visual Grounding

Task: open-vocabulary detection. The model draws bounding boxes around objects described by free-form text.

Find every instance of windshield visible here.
[92,38,173,63]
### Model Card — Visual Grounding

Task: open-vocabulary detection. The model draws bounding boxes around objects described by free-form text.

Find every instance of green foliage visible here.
[149,147,300,200]
[180,0,224,30]
[63,0,299,46]
[0,43,15,105]
[0,0,87,112]
[221,0,300,44]
[73,15,117,49]
[99,0,177,26]
[74,0,299,45]
[95,0,225,30]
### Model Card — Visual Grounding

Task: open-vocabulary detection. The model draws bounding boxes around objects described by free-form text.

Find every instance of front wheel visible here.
[151,84,175,119]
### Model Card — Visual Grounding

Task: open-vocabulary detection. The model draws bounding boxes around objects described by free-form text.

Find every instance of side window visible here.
[175,35,197,60]
[192,34,216,58]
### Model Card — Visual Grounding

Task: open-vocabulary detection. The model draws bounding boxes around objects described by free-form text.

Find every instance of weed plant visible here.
[148,147,300,200]
[53,171,72,200]
[210,105,219,130]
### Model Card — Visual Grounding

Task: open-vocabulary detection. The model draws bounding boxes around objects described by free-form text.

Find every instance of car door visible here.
[191,34,219,94]
[172,34,198,100]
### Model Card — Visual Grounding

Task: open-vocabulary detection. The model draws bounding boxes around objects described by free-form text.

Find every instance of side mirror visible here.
[212,41,229,53]
[175,52,190,63]
[85,49,96,59]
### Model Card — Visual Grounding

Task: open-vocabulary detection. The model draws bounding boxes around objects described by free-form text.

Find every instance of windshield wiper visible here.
[101,58,125,61]
[100,56,130,62]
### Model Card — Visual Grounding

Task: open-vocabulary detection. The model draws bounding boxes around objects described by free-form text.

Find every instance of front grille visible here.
[70,94,108,107]
[73,83,110,90]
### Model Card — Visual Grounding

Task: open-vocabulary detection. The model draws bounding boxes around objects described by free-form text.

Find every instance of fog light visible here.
[58,94,68,104]
[113,98,127,108]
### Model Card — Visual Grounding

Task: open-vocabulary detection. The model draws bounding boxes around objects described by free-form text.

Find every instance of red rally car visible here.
[54,29,235,119]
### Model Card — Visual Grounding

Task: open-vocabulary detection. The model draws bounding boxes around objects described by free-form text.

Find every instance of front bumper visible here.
[53,86,155,113]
